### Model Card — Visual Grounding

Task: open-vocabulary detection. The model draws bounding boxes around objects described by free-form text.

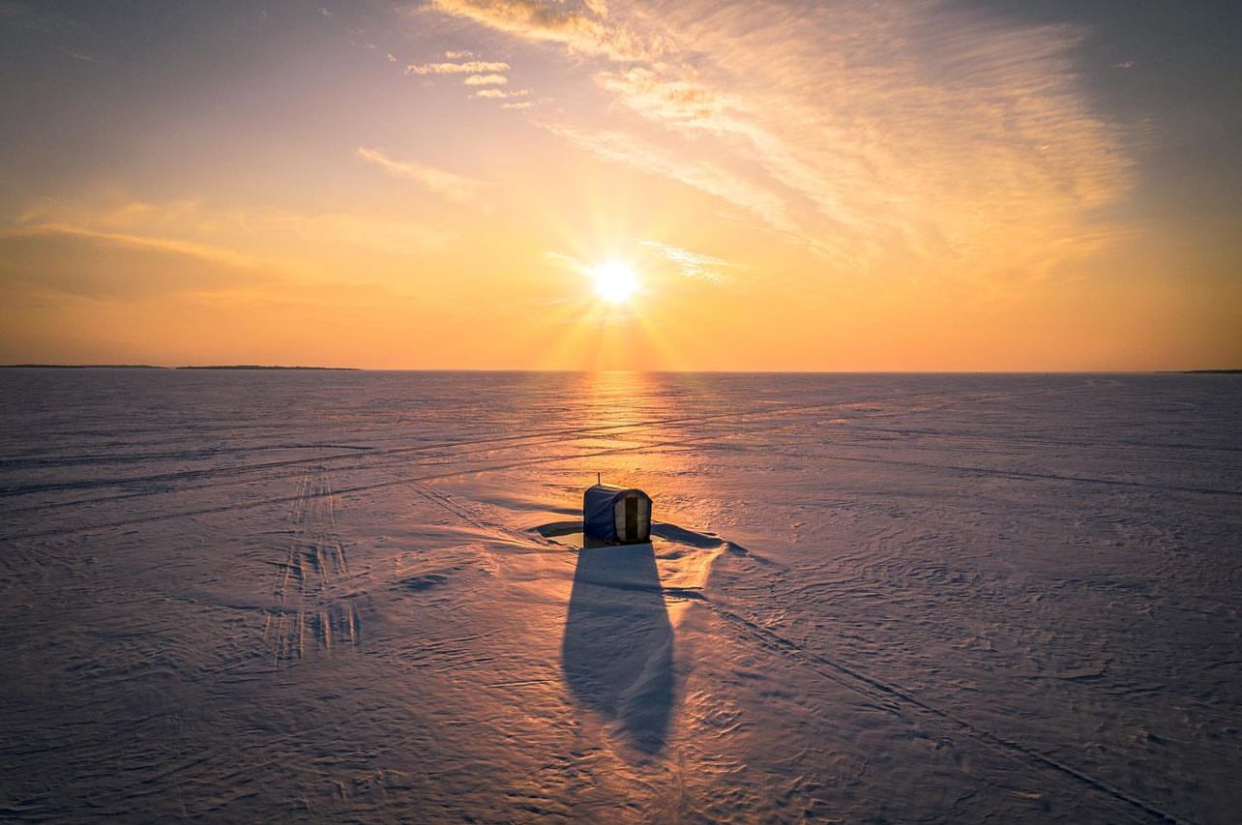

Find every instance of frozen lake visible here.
[1,370,1239,823]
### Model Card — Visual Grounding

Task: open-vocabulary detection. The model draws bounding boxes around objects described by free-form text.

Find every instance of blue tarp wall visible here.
[583,484,652,544]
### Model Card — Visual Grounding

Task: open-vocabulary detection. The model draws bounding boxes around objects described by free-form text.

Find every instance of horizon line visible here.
[2,364,1239,375]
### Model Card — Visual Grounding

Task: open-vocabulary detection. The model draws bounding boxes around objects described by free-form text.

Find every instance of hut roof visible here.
[583,484,652,544]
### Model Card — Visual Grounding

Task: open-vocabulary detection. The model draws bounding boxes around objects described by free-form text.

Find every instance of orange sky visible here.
[1,1,1239,370]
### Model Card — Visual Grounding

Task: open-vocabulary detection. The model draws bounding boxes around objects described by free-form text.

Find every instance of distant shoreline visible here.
[0,364,359,371]
[1178,369,1242,375]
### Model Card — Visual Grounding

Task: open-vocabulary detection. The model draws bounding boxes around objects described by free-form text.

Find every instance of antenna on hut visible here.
[597,472,602,486]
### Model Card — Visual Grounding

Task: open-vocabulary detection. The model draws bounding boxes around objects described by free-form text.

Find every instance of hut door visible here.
[624,495,638,542]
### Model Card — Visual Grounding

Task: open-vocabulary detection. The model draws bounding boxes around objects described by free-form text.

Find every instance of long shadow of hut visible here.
[561,540,674,753]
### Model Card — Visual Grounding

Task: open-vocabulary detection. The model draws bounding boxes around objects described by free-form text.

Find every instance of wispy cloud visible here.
[0,201,451,354]
[10,199,449,262]
[427,0,659,61]
[405,59,510,75]
[1,223,261,271]
[547,124,795,235]
[354,146,485,204]
[639,240,741,284]
[0,222,288,301]
[425,0,1134,283]
[545,250,585,270]
[595,66,730,130]
[473,88,529,99]
[463,73,508,85]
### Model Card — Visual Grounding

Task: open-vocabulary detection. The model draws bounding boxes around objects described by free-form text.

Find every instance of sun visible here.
[588,261,639,305]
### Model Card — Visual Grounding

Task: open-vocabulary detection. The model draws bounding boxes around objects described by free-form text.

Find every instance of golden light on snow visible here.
[589,261,640,305]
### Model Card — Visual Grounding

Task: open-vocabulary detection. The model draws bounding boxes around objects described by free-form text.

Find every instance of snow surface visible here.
[1,370,1239,823]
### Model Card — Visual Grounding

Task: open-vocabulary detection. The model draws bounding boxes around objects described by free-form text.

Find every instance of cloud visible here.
[545,250,585,270]
[639,240,741,283]
[427,0,661,61]
[547,124,795,235]
[428,0,1133,282]
[9,200,450,267]
[444,50,475,59]
[501,101,533,110]
[595,66,730,129]
[463,73,508,85]
[0,204,459,366]
[404,59,510,75]
[354,146,485,203]
[0,224,279,299]
[472,88,529,99]
[4,223,259,268]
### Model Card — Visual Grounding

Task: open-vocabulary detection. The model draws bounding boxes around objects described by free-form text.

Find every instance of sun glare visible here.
[589,261,639,305]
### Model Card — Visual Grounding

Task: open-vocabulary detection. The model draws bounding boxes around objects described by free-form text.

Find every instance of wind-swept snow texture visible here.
[1,370,1239,824]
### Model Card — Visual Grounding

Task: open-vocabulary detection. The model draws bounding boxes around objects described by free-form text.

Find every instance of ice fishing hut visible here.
[583,482,652,545]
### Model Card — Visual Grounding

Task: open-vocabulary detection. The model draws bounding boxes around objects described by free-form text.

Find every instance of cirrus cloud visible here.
[354,146,487,204]
[422,0,1134,286]
[405,59,511,75]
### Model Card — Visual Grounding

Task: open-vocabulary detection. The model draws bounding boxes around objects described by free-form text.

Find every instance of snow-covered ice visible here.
[1,370,1239,823]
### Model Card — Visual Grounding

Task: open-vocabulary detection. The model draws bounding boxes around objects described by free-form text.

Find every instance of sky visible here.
[1,0,1239,370]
